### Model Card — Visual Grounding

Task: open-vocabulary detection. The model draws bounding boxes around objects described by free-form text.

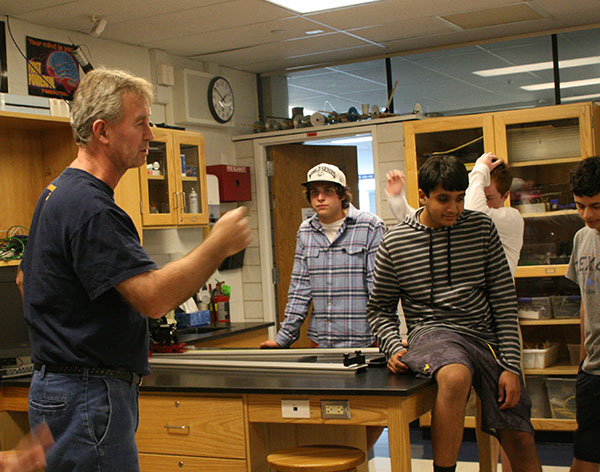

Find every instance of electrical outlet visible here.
[281,399,310,418]
[321,400,350,419]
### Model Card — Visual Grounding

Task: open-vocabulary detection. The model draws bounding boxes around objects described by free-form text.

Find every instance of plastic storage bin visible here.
[525,375,552,418]
[523,343,559,369]
[567,343,581,366]
[551,295,581,318]
[517,297,552,319]
[545,377,576,419]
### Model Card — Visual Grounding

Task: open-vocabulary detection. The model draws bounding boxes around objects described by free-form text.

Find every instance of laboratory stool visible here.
[267,445,365,472]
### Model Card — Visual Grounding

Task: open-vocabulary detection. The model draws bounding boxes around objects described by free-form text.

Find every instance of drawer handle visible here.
[178,461,184,468]
[163,424,189,430]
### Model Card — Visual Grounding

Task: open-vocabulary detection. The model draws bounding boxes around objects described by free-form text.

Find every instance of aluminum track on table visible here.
[149,348,381,374]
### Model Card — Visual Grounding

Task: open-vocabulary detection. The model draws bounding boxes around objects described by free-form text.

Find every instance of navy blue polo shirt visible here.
[21,168,157,375]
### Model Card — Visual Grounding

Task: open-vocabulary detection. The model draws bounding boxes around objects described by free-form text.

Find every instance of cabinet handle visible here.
[181,192,186,212]
[178,461,184,468]
[173,192,179,210]
[163,424,189,430]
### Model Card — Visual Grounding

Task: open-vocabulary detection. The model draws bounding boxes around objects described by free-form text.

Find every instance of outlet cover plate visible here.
[321,400,351,419]
[281,399,310,418]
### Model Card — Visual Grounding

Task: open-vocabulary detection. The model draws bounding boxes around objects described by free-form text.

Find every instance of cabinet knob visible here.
[178,460,184,468]
[175,400,180,407]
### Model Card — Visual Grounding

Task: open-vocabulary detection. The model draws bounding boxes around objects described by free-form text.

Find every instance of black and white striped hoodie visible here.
[367,207,522,375]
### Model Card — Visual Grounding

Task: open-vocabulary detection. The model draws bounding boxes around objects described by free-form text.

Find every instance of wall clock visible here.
[207,76,235,123]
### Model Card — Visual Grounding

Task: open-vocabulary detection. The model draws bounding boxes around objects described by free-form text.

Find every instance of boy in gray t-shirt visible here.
[566,156,600,470]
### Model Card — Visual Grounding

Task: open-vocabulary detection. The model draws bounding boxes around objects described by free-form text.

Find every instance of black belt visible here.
[34,363,142,386]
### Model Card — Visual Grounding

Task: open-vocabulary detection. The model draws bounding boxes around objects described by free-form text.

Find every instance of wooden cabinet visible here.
[0,111,143,259]
[140,129,208,227]
[136,394,247,471]
[0,112,210,270]
[404,102,600,431]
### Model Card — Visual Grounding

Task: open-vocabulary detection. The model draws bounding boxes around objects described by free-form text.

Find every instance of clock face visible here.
[208,76,235,123]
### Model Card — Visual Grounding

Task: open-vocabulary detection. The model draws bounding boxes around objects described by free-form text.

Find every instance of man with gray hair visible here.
[17,68,251,471]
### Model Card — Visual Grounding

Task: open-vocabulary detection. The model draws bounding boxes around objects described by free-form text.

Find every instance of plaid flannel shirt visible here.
[275,204,385,348]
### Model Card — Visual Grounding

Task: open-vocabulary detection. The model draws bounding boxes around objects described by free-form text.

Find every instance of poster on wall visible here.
[26,36,79,100]
[0,22,7,93]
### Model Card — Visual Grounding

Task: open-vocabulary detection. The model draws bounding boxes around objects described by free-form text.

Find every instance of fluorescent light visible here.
[521,78,600,91]
[265,0,380,14]
[562,93,600,102]
[305,30,324,35]
[331,136,373,144]
[474,56,600,77]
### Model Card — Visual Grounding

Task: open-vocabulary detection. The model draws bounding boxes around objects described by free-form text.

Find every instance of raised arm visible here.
[464,152,504,214]
[117,207,251,318]
[386,170,415,222]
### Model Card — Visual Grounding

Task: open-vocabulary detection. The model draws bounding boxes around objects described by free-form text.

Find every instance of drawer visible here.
[139,453,247,472]
[136,395,245,459]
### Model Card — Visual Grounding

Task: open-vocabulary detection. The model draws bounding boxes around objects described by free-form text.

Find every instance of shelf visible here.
[521,210,578,218]
[530,417,576,431]
[181,176,199,181]
[519,318,580,326]
[514,265,567,277]
[147,175,166,180]
[524,363,578,375]
[420,414,576,431]
[0,260,21,267]
[510,156,582,167]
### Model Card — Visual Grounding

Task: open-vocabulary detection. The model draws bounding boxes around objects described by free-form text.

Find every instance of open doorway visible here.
[266,133,375,347]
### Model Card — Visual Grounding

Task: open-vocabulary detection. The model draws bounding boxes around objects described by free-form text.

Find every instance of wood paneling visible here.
[136,395,246,459]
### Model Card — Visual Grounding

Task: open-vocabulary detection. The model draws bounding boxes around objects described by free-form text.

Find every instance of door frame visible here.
[251,124,382,339]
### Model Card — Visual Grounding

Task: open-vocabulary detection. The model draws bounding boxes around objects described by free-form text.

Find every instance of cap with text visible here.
[302,163,346,187]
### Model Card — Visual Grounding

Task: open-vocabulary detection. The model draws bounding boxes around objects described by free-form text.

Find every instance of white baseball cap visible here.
[302,163,346,187]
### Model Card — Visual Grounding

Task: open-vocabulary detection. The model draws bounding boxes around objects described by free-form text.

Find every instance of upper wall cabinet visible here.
[493,103,600,277]
[139,128,208,227]
[403,113,495,207]
[0,111,143,267]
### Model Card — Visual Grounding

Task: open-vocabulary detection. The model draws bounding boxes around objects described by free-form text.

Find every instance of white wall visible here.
[2,16,258,321]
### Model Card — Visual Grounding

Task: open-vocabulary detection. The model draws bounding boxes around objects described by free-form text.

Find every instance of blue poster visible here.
[26,36,79,100]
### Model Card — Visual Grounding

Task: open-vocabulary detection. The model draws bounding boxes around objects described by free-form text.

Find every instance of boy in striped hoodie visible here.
[367,155,540,472]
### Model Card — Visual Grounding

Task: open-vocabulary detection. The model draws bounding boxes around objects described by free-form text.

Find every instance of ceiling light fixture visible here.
[521,78,600,91]
[265,0,380,14]
[474,56,600,77]
[305,30,324,35]
[562,93,600,102]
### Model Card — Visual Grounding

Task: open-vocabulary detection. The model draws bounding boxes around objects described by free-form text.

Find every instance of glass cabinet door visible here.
[174,132,208,225]
[403,113,495,207]
[140,130,177,226]
[493,103,596,274]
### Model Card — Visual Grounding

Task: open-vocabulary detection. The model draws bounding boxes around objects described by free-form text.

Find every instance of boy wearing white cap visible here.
[261,163,385,349]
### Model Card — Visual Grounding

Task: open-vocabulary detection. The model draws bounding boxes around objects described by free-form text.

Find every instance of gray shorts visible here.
[401,329,534,437]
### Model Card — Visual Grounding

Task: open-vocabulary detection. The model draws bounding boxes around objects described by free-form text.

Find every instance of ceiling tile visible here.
[141,17,332,56]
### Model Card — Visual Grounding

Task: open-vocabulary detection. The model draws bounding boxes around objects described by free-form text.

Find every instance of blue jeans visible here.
[28,367,141,472]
